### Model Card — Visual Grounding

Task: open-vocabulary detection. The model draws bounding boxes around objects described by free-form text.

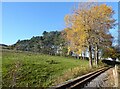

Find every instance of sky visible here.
[2,2,119,45]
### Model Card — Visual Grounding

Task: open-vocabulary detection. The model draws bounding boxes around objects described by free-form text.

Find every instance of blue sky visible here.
[2,2,118,45]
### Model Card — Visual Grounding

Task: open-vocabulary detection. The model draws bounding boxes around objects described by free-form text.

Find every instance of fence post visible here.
[113,65,118,87]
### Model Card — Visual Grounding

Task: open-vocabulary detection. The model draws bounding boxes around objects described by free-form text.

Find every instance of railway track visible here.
[51,67,112,89]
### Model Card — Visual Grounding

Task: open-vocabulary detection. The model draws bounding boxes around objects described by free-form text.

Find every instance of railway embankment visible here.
[54,65,120,88]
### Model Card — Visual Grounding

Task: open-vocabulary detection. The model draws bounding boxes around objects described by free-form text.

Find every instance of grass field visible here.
[2,50,102,87]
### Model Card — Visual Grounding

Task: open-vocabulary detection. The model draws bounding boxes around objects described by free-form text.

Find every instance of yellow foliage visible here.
[64,3,115,55]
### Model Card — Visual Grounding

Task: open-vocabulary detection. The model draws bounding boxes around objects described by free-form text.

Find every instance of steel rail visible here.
[51,67,111,89]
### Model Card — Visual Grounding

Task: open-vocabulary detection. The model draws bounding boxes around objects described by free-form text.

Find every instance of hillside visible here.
[10,31,67,56]
[2,50,102,87]
[0,44,9,50]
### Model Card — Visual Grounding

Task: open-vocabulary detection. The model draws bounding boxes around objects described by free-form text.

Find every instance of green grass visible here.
[2,50,101,87]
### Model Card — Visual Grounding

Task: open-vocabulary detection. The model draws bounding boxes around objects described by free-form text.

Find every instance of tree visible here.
[102,45,120,60]
[102,47,117,59]
[64,3,116,68]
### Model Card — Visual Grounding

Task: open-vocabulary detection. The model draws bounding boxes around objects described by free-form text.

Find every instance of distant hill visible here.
[0,44,9,49]
[10,31,68,56]
[0,44,8,47]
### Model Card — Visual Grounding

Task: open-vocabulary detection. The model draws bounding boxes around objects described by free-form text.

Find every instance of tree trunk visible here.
[81,53,83,59]
[88,45,93,68]
[94,49,96,66]
[83,51,85,60]
[95,44,99,67]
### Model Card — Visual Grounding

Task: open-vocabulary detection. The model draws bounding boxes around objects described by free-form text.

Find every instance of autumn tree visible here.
[102,45,120,60]
[64,3,116,68]
[90,4,116,66]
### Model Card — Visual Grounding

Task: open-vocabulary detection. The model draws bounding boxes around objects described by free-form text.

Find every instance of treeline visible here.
[10,31,68,56]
